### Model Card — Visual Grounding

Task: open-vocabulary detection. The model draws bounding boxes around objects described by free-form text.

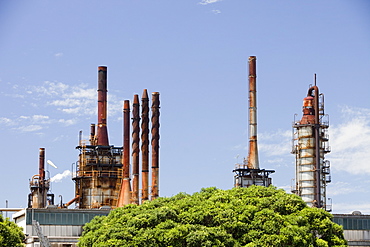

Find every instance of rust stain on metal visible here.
[89,124,96,145]
[131,94,140,205]
[73,67,123,209]
[247,56,259,169]
[141,89,150,203]
[151,92,160,200]
[118,100,131,206]
[96,66,109,146]
[39,148,45,182]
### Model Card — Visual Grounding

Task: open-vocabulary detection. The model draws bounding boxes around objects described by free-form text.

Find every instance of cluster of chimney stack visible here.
[95,66,160,206]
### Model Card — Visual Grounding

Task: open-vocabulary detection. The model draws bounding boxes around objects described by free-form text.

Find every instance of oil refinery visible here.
[1,59,368,246]
[10,66,161,246]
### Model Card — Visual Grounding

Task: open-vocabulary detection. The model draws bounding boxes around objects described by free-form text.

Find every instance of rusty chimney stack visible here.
[247,56,259,169]
[141,89,150,203]
[39,148,45,183]
[151,92,160,200]
[131,95,140,205]
[89,124,96,145]
[118,100,131,206]
[96,66,109,146]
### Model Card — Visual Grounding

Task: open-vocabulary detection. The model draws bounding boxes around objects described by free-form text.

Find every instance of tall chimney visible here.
[151,92,160,200]
[131,95,140,205]
[39,148,45,183]
[120,100,131,206]
[96,66,109,146]
[141,89,150,203]
[247,56,259,169]
[89,124,96,145]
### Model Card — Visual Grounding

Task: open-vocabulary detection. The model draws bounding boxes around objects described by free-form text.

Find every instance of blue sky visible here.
[0,0,369,214]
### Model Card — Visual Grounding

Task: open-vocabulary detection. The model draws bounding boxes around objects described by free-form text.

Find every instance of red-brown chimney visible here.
[96,66,109,146]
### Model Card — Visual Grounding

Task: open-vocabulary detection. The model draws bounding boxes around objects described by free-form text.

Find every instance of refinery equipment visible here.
[28,148,55,208]
[72,66,161,208]
[291,79,331,209]
[233,56,275,187]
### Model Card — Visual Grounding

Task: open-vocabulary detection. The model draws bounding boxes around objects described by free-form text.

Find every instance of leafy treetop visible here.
[0,214,24,247]
[78,186,347,247]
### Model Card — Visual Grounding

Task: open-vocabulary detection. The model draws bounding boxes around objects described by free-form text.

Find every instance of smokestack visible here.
[151,92,160,200]
[39,148,45,182]
[131,94,140,205]
[96,66,109,146]
[119,100,131,206]
[141,89,149,203]
[247,56,259,169]
[89,124,96,145]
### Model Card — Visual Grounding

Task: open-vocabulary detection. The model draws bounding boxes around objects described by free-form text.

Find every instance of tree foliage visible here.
[0,214,24,247]
[78,186,347,247]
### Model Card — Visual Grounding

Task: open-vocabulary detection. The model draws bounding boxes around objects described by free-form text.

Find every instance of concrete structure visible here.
[333,213,370,246]
[13,208,110,247]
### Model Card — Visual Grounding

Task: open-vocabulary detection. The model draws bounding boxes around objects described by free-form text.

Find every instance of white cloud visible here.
[0,117,13,126]
[3,80,125,131]
[14,124,43,132]
[32,81,69,96]
[211,9,221,14]
[327,181,365,196]
[58,119,77,126]
[259,129,292,156]
[328,106,370,174]
[54,52,63,58]
[198,0,222,5]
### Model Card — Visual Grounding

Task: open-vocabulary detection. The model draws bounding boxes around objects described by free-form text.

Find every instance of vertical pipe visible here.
[96,66,109,146]
[132,95,140,205]
[38,148,46,208]
[39,148,45,183]
[308,86,321,208]
[89,124,96,145]
[141,89,150,203]
[151,92,160,200]
[123,100,131,205]
[247,56,259,169]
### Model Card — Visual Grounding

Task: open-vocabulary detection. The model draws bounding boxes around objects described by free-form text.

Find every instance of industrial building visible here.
[12,66,161,246]
[5,59,368,246]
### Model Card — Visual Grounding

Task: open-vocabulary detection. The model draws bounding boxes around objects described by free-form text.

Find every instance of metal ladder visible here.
[32,220,50,247]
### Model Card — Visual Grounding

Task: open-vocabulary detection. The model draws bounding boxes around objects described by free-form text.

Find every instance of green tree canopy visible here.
[0,214,24,246]
[78,186,347,247]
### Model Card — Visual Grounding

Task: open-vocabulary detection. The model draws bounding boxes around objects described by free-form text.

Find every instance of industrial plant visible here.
[10,66,161,246]
[1,59,368,246]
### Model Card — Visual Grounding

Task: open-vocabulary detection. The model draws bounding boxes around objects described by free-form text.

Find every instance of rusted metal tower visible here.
[73,66,123,209]
[151,92,160,200]
[28,148,55,208]
[117,100,131,207]
[233,56,274,187]
[141,89,150,203]
[292,78,331,210]
[131,95,140,205]
[72,67,160,208]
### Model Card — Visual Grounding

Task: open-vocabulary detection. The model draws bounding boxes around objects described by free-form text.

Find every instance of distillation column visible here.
[292,83,331,209]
